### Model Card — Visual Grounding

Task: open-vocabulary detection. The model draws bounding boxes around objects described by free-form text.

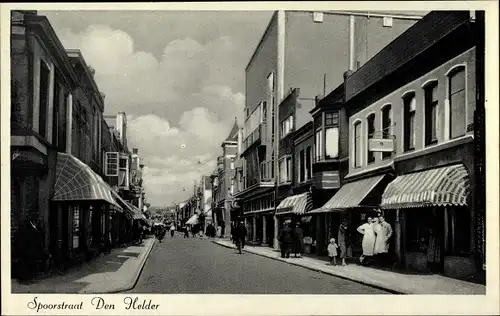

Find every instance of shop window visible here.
[72,206,80,249]
[405,210,432,253]
[366,113,375,163]
[353,121,362,168]
[38,61,50,138]
[403,92,416,151]
[448,66,466,139]
[424,81,439,145]
[446,208,470,256]
[381,104,392,159]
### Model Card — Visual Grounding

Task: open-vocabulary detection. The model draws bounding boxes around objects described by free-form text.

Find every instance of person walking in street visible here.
[338,219,349,266]
[183,225,190,238]
[170,223,176,238]
[292,222,304,258]
[357,217,376,265]
[328,238,339,265]
[279,222,293,258]
[234,221,247,254]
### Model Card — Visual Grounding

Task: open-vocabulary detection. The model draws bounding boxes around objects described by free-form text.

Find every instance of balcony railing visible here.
[243,122,267,153]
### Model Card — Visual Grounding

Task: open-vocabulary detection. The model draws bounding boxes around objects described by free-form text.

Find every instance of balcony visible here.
[241,122,267,157]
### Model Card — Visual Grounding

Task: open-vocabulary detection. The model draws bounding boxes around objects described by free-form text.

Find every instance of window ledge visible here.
[394,135,474,163]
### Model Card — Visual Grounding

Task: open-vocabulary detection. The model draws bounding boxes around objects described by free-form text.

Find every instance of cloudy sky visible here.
[41,10,273,207]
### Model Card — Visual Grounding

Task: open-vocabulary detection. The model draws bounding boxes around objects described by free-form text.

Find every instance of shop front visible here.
[380,163,475,280]
[275,192,314,251]
[308,173,394,260]
[52,153,123,266]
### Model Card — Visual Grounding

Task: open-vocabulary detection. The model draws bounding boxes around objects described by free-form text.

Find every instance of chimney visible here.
[344,70,354,81]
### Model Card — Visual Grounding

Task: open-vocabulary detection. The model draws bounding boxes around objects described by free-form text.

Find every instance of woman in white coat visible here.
[357,217,375,263]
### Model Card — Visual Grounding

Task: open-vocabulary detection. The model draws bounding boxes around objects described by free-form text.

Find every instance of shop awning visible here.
[186,214,199,225]
[380,164,470,209]
[110,191,136,218]
[276,192,313,216]
[53,153,122,209]
[309,175,385,213]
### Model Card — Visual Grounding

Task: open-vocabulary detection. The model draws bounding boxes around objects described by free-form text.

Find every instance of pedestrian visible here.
[183,225,189,238]
[327,238,339,265]
[216,225,222,238]
[338,219,349,266]
[292,222,304,258]
[234,221,247,254]
[278,222,293,258]
[357,217,376,264]
[170,223,176,237]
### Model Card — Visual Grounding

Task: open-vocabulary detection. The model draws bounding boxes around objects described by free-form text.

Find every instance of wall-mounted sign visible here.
[368,138,394,152]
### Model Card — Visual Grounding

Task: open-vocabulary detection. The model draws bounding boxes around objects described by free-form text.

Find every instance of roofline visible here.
[24,15,80,86]
[245,11,278,72]
[66,49,105,107]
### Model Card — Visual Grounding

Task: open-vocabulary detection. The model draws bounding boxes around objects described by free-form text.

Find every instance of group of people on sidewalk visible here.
[356,212,393,266]
[278,221,304,259]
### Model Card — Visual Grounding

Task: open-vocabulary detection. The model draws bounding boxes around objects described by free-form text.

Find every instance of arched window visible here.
[381,104,392,159]
[448,66,466,139]
[403,92,416,151]
[423,81,439,145]
[353,121,362,168]
[366,113,376,163]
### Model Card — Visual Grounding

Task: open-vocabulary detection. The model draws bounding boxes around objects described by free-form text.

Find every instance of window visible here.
[325,112,340,159]
[38,61,50,138]
[299,149,305,183]
[72,205,80,249]
[315,130,323,161]
[278,156,292,183]
[230,158,235,170]
[382,105,392,159]
[448,66,466,139]
[354,121,362,168]
[424,82,439,145]
[52,79,61,147]
[281,115,294,139]
[367,113,376,163]
[306,146,312,180]
[230,179,235,195]
[260,161,266,181]
[105,152,119,176]
[93,108,99,162]
[403,93,416,151]
[446,207,470,256]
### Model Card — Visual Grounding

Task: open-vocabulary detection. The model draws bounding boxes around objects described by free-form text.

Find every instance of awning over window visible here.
[186,214,199,225]
[380,164,470,209]
[53,153,122,209]
[276,192,312,216]
[309,175,386,213]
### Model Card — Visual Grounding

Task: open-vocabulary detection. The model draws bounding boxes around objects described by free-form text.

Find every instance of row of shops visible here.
[234,11,484,284]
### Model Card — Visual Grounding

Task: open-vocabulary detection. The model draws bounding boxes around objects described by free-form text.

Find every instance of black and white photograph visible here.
[2,2,499,315]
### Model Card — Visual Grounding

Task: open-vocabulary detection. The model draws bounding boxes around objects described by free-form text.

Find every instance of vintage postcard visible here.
[1,1,499,315]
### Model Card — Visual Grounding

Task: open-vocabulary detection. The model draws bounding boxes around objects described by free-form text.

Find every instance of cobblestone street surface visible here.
[128,234,389,294]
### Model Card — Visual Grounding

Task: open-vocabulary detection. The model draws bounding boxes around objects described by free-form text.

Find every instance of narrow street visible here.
[128,235,388,294]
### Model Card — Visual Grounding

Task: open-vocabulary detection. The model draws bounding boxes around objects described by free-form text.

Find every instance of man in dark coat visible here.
[292,222,304,258]
[279,222,293,258]
[234,221,247,254]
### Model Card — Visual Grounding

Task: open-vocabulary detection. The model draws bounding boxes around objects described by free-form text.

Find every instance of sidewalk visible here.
[12,238,155,294]
[213,239,485,295]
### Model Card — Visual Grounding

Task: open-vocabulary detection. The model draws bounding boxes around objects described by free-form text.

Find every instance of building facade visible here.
[339,11,482,281]
[237,10,423,250]
[10,11,146,280]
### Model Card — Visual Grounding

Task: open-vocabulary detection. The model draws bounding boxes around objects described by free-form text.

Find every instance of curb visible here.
[104,238,156,294]
[212,240,403,294]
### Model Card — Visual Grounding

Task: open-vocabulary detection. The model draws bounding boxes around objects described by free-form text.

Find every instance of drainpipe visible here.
[349,15,356,71]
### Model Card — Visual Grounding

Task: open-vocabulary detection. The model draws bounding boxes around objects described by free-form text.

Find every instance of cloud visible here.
[55,24,245,206]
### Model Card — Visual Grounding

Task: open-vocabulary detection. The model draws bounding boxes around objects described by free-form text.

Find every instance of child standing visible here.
[327,238,339,265]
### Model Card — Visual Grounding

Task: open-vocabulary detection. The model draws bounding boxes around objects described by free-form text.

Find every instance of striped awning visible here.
[276,192,313,216]
[53,153,121,209]
[309,174,385,213]
[186,214,199,225]
[381,164,470,209]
